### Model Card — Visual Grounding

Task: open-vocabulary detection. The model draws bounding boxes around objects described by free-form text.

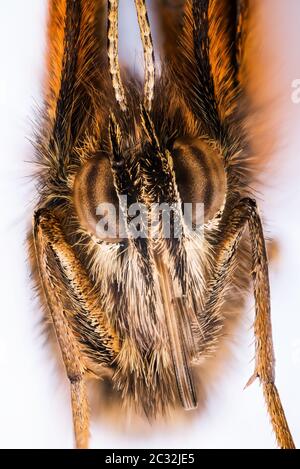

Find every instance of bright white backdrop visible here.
[0,0,299,449]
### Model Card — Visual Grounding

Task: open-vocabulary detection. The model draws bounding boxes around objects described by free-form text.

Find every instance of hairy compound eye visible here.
[73,155,121,242]
[172,139,227,224]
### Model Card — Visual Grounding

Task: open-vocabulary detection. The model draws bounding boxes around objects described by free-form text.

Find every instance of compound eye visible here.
[73,155,122,242]
[172,138,227,224]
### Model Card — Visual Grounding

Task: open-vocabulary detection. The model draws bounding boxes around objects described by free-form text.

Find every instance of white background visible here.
[0,0,299,449]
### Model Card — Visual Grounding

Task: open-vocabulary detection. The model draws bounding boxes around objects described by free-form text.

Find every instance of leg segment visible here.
[33,208,116,448]
[203,198,295,449]
[247,201,295,449]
